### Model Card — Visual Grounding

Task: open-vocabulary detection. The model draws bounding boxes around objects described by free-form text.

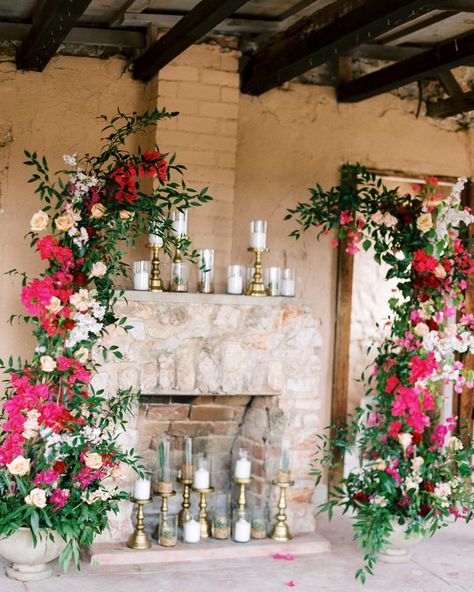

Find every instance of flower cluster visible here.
[288,165,474,582]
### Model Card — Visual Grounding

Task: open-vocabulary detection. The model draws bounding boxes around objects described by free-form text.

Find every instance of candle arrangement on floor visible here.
[128,437,293,548]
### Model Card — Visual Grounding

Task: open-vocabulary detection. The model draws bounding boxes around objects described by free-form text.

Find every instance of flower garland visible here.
[0,110,212,568]
[287,165,474,582]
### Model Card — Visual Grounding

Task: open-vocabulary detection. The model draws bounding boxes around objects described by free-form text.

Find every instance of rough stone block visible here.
[190,405,236,422]
[145,404,189,421]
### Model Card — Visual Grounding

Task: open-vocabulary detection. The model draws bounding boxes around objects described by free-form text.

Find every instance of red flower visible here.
[388,420,403,439]
[411,431,422,445]
[353,492,368,505]
[422,482,435,493]
[385,375,399,394]
[418,503,432,517]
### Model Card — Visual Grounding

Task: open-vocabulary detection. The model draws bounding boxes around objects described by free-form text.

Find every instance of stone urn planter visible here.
[379,521,423,564]
[0,528,67,581]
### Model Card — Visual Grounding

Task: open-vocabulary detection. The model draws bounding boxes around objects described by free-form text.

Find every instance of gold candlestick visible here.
[178,478,193,527]
[147,242,165,292]
[270,477,294,542]
[128,497,152,550]
[153,489,176,539]
[233,476,253,514]
[192,486,214,539]
[246,247,269,296]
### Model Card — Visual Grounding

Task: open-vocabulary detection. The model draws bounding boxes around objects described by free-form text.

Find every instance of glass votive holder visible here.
[212,492,231,540]
[170,260,188,292]
[171,209,188,237]
[198,249,214,294]
[233,508,251,543]
[227,265,244,295]
[183,514,201,543]
[264,266,281,296]
[249,220,267,249]
[251,507,267,540]
[193,453,210,489]
[281,268,296,297]
[133,260,151,291]
[159,513,178,547]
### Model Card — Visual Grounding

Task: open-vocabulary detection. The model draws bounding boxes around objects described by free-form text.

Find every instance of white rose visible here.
[411,456,424,471]
[45,296,63,314]
[7,455,31,476]
[91,203,107,219]
[434,482,452,499]
[30,210,49,232]
[22,410,40,439]
[74,346,89,364]
[40,355,56,372]
[84,452,103,470]
[55,214,75,232]
[383,212,398,227]
[25,488,47,508]
[416,213,433,233]
[447,436,463,451]
[398,432,413,451]
[90,262,107,278]
[414,322,429,337]
[433,264,446,279]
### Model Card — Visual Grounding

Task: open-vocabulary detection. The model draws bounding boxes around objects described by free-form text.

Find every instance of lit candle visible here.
[133,476,151,500]
[249,220,267,249]
[193,454,210,489]
[234,448,251,479]
[234,517,251,542]
[184,518,201,543]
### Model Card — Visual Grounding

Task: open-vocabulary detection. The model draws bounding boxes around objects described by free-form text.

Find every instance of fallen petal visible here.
[272,553,284,560]
[287,581,296,587]
[285,554,295,561]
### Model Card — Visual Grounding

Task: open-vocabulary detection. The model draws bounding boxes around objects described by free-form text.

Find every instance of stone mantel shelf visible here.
[121,290,312,307]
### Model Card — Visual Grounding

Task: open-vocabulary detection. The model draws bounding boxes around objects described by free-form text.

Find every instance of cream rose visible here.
[372,458,386,471]
[25,488,47,509]
[84,452,103,470]
[119,210,134,220]
[30,210,49,232]
[411,456,424,471]
[91,203,107,219]
[416,213,433,233]
[447,436,463,451]
[383,212,398,227]
[7,455,31,476]
[90,261,107,278]
[398,432,413,451]
[40,355,56,372]
[371,211,384,225]
[434,264,446,279]
[55,214,75,232]
[45,296,63,314]
[414,322,429,337]
[110,463,124,481]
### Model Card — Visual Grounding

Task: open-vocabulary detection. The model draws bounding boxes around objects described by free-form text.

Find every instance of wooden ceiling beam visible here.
[438,70,464,96]
[133,0,249,81]
[377,10,455,45]
[241,0,446,96]
[16,0,93,71]
[337,32,474,103]
[427,89,474,117]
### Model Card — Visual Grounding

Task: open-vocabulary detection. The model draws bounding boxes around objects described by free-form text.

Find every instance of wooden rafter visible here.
[427,89,474,117]
[377,10,455,45]
[337,32,474,103]
[240,0,445,96]
[133,0,249,81]
[16,0,93,71]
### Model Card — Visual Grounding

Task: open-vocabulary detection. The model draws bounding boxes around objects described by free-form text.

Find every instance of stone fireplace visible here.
[94,292,322,542]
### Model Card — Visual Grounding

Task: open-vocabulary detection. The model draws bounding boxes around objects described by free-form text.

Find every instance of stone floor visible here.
[1,513,472,592]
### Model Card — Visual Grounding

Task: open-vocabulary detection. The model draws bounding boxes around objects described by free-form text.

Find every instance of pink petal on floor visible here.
[285,554,295,561]
[273,553,285,560]
[287,581,296,587]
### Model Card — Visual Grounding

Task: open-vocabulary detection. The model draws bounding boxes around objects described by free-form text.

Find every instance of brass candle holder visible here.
[178,477,193,527]
[128,497,152,550]
[146,242,165,292]
[246,247,269,296]
[153,488,176,540]
[233,476,253,514]
[192,486,214,539]
[270,475,294,542]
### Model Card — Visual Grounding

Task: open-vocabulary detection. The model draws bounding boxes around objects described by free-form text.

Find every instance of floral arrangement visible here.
[287,165,474,581]
[0,110,211,568]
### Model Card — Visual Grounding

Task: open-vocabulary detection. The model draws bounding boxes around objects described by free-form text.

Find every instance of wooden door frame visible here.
[329,168,473,486]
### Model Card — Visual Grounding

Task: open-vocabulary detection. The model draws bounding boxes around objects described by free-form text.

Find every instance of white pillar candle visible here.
[227,275,243,295]
[193,467,210,489]
[133,272,149,291]
[249,220,267,249]
[133,477,151,500]
[184,519,201,543]
[235,457,251,479]
[149,233,163,246]
[234,518,251,542]
[281,278,295,297]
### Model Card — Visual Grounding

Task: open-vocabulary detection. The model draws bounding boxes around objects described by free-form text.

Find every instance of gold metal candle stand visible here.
[146,242,165,292]
[153,489,176,540]
[192,486,214,539]
[270,477,295,542]
[178,478,193,527]
[233,476,253,514]
[128,497,152,550]
[246,247,269,296]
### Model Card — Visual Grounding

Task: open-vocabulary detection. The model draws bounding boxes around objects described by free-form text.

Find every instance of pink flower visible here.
[339,210,353,225]
[50,488,70,511]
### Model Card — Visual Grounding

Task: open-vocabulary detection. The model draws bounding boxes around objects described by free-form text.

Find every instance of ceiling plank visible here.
[427,89,474,117]
[377,10,454,45]
[337,32,474,103]
[16,0,93,71]
[133,0,249,81]
[241,0,446,96]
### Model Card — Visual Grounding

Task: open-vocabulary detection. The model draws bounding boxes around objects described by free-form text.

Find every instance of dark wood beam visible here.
[241,0,446,96]
[347,43,424,60]
[338,32,474,103]
[133,0,249,81]
[438,70,464,96]
[16,0,93,71]
[427,89,474,117]
[439,0,474,11]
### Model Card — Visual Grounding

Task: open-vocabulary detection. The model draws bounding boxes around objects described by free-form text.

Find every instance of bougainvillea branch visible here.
[0,109,212,569]
[287,164,474,582]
